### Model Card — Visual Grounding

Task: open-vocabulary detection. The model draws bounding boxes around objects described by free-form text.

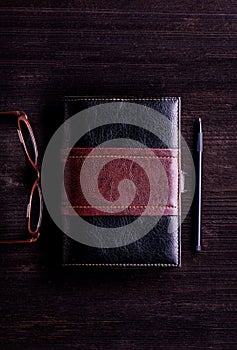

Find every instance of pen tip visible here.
[198,117,202,132]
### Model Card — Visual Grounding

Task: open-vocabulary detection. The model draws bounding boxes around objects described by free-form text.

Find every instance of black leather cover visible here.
[62,97,181,267]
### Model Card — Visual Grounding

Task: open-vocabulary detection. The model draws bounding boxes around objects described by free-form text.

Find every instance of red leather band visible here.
[62,147,179,216]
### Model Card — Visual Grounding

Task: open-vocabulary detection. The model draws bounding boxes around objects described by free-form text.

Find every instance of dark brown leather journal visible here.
[61,97,181,267]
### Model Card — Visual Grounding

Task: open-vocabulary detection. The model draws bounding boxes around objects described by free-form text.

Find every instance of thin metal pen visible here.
[196,118,203,252]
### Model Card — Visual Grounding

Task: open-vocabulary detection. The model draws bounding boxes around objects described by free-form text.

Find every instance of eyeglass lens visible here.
[29,183,42,233]
[18,119,38,166]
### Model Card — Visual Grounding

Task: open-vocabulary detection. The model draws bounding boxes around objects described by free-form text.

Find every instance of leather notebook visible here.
[61,97,181,267]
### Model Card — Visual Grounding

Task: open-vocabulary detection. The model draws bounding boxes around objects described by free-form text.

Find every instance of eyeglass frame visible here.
[0,110,43,243]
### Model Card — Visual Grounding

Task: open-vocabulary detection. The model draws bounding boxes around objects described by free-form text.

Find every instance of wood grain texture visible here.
[0,1,236,349]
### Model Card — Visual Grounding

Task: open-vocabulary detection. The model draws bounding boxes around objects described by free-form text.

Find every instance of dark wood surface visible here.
[0,1,236,349]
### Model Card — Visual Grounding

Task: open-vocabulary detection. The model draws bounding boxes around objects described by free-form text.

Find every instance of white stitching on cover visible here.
[62,263,177,267]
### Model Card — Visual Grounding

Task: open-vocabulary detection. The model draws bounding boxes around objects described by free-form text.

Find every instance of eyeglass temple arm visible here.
[0,111,27,118]
[0,234,40,244]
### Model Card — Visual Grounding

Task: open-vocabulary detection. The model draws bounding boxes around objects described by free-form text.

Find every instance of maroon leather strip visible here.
[62,148,179,216]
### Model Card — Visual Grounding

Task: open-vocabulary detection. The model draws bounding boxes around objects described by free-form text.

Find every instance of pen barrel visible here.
[197,132,203,152]
[196,142,202,252]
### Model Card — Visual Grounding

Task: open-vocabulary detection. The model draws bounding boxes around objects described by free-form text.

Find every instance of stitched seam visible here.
[64,147,178,151]
[63,100,70,265]
[62,263,177,267]
[64,205,177,209]
[178,98,181,266]
[64,97,179,102]
[177,98,180,266]
[66,155,176,159]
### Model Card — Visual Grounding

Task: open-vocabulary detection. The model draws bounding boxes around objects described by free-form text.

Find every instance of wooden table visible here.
[0,1,236,349]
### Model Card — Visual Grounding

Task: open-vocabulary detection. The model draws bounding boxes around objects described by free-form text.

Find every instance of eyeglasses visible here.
[0,111,43,243]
